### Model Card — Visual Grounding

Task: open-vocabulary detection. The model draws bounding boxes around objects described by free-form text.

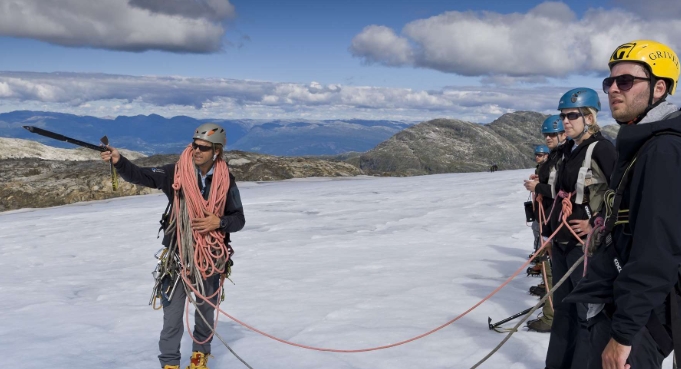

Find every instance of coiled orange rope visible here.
[170,144,231,344]
[172,145,231,279]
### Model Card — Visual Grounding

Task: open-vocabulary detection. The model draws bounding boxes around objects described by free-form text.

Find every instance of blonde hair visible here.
[580,107,600,134]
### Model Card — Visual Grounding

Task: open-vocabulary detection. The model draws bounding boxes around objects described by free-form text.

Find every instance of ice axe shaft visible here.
[23,126,119,191]
[488,305,540,330]
[100,136,119,191]
[23,126,107,152]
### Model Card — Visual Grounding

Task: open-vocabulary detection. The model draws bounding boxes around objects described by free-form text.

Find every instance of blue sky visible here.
[0,0,679,122]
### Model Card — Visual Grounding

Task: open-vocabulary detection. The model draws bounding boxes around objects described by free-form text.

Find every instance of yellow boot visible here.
[163,366,180,369]
[185,352,211,369]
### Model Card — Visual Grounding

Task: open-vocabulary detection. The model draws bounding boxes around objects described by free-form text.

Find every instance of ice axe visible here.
[487,305,541,333]
[23,126,119,191]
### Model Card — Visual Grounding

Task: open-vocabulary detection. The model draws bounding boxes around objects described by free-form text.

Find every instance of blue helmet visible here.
[558,88,601,112]
[541,115,565,134]
[535,145,550,155]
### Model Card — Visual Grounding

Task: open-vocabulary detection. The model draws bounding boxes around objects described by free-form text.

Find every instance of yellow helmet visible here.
[609,40,680,95]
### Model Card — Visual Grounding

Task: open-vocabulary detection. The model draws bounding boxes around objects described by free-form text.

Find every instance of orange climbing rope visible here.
[172,145,231,279]
[170,145,232,345]
[535,193,549,227]
[178,190,584,353]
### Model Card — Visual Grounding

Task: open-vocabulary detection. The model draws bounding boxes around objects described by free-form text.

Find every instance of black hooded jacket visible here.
[534,144,563,237]
[113,155,245,247]
[548,132,616,245]
[566,115,681,346]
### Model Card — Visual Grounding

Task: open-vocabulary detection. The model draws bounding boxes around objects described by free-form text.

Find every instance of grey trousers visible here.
[532,221,541,251]
[158,274,221,367]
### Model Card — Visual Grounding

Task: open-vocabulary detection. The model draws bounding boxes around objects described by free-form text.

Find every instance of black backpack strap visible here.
[646,308,674,356]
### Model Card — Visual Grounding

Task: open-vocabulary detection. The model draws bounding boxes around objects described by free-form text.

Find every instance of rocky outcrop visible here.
[224,151,363,181]
[0,137,146,160]
[358,111,547,176]
[0,158,156,211]
[600,124,620,142]
[0,151,364,211]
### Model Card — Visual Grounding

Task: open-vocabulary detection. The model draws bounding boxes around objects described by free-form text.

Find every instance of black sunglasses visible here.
[191,142,213,152]
[543,132,558,138]
[602,74,650,94]
[559,112,581,121]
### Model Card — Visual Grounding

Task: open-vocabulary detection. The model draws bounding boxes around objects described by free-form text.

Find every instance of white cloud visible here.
[0,0,233,52]
[349,1,681,78]
[128,0,235,21]
[0,82,12,97]
[0,71,607,122]
[350,25,414,67]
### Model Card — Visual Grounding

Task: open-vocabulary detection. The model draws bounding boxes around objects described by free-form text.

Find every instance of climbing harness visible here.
[149,247,181,310]
[574,141,603,205]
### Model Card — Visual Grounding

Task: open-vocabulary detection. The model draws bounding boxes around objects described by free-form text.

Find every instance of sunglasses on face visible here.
[543,132,558,138]
[602,74,650,94]
[191,142,213,152]
[559,112,581,121]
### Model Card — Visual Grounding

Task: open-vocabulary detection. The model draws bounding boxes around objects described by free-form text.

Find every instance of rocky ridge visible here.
[358,111,548,175]
[600,124,620,141]
[0,151,363,212]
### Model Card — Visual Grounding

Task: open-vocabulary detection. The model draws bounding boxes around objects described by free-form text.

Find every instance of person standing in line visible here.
[543,88,617,369]
[101,123,245,369]
[566,40,681,369]
[526,144,550,278]
[524,115,568,333]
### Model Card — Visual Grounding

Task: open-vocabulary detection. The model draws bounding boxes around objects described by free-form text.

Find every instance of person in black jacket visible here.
[543,88,617,369]
[566,40,681,369]
[524,115,568,332]
[101,123,245,369]
[526,145,549,278]
[527,144,549,264]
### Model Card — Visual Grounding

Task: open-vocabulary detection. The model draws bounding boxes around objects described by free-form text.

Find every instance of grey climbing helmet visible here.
[193,123,226,146]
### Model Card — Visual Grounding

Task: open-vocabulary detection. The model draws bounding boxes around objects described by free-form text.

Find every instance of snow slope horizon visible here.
[1,170,673,368]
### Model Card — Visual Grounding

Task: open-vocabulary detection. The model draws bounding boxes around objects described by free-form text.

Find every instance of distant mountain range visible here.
[0,111,412,156]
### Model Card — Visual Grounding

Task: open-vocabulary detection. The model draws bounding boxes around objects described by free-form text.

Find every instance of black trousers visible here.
[545,242,589,369]
[587,311,665,369]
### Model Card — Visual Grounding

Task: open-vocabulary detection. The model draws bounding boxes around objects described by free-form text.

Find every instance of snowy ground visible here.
[0,170,673,369]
